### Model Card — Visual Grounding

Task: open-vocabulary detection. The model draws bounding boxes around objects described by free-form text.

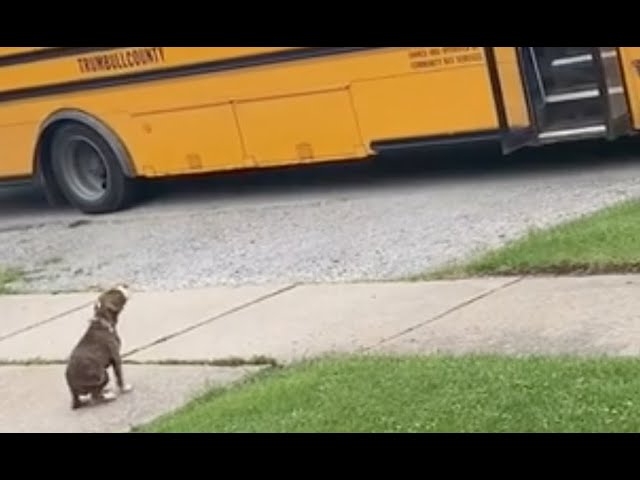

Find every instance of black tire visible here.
[49,123,135,214]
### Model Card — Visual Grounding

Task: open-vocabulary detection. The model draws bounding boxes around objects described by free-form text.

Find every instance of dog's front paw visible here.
[120,384,133,394]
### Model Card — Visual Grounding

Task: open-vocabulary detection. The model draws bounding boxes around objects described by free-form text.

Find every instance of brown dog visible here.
[65,285,133,410]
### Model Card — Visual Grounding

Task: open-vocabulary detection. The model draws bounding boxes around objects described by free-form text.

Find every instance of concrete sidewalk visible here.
[2,274,640,432]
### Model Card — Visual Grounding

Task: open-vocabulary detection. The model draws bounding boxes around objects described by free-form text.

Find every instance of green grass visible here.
[0,268,22,294]
[421,199,640,280]
[138,355,640,433]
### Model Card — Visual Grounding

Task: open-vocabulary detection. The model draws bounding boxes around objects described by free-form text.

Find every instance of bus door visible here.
[500,47,632,153]
[592,47,633,139]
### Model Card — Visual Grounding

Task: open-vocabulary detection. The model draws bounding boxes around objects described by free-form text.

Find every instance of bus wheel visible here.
[49,123,135,214]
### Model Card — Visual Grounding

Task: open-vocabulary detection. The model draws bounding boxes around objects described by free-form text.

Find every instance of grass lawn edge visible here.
[0,267,24,294]
[133,353,640,433]
[411,198,640,281]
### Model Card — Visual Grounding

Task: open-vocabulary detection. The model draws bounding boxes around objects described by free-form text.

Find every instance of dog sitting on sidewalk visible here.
[65,285,133,410]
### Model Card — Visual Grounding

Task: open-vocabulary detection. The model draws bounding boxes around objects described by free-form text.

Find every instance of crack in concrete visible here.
[122,283,298,358]
[360,276,526,352]
[0,300,95,343]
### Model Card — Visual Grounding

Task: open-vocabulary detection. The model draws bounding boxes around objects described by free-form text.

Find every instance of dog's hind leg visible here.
[70,390,83,410]
[90,387,117,404]
[98,370,110,391]
[90,371,116,404]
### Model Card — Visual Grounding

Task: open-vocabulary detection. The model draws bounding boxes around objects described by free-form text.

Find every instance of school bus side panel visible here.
[127,104,249,175]
[618,47,640,130]
[235,87,366,167]
[0,121,40,177]
[350,48,499,143]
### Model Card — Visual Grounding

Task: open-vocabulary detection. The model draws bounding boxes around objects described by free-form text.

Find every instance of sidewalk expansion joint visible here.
[0,355,282,368]
[122,283,298,359]
[0,300,95,343]
[360,276,525,352]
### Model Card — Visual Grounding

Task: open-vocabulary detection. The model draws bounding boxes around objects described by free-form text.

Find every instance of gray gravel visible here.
[2,142,640,293]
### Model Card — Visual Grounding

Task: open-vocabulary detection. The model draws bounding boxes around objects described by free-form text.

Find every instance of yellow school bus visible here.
[0,47,637,214]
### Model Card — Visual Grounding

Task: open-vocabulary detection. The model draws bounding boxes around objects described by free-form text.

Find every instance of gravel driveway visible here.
[2,141,640,293]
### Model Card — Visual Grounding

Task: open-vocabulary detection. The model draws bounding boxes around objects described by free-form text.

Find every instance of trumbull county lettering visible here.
[77,47,165,74]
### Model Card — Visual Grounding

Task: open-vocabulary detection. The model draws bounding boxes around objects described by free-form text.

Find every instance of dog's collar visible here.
[91,317,114,333]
